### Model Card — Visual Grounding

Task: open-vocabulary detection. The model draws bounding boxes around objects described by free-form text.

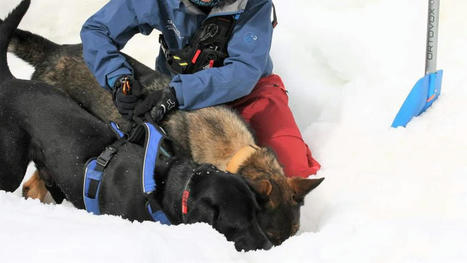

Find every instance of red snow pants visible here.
[228,74,321,178]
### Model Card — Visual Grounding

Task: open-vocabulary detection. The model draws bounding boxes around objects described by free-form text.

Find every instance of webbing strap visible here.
[83,159,102,215]
[110,122,125,138]
[146,200,171,225]
[142,122,172,225]
[142,123,164,194]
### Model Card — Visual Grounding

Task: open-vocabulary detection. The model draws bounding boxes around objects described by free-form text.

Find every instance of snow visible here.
[1,0,467,262]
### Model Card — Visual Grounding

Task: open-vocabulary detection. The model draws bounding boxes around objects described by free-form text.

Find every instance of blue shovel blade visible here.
[391,70,443,128]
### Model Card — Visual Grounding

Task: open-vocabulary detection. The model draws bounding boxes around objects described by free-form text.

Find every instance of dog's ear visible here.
[287,177,324,202]
[246,179,272,200]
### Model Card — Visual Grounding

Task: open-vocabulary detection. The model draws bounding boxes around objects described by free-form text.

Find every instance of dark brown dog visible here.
[6,19,324,245]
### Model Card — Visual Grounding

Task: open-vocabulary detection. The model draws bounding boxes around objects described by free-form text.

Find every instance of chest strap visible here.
[83,138,125,215]
[83,122,171,225]
[142,123,171,225]
[83,122,125,214]
[142,123,164,193]
[160,14,238,75]
[83,158,103,215]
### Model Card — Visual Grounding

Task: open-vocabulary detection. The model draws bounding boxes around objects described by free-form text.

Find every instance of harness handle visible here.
[130,114,172,158]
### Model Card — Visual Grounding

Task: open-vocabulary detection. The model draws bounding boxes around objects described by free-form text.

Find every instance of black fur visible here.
[2,4,323,246]
[0,1,272,251]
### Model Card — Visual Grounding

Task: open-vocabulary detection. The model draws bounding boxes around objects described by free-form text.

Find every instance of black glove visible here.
[112,75,143,120]
[133,87,179,123]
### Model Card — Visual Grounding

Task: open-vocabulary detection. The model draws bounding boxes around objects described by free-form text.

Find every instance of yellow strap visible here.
[226,145,259,173]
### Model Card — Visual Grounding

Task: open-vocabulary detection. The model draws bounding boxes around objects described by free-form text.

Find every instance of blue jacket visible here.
[81,0,274,110]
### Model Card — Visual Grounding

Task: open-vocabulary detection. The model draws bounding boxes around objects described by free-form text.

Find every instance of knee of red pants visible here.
[229,74,321,177]
[266,135,321,178]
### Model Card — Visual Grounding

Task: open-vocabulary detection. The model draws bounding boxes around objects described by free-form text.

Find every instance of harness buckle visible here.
[96,146,118,170]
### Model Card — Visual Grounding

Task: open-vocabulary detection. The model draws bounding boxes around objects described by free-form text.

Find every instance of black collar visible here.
[181,170,195,223]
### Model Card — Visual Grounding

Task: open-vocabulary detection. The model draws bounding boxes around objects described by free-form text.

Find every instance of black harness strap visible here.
[95,142,122,172]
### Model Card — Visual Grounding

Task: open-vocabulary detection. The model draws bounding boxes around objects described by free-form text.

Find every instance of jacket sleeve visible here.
[171,1,273,110]
[80,0,163,89]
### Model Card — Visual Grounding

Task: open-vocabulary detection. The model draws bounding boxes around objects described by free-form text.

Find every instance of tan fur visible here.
[165,107,255,170]
[226,145,258,173]
[22,171,48,202]
[246,179,272,198]
[238,148,289,209]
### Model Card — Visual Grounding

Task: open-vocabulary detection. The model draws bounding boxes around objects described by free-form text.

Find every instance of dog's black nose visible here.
[234,235,274,251]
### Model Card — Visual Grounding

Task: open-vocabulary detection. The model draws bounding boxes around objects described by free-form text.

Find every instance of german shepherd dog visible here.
[4,6,324,245]
[0,1,272,251]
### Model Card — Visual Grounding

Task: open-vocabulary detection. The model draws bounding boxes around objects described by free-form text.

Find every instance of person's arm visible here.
[80,0,163,89]
[171,0,274,110]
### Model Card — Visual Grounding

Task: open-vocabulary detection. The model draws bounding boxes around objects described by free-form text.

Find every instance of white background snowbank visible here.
[1,0,466,262]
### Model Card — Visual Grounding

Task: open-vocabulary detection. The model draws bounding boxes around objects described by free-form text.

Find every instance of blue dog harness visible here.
[83,122,171,225]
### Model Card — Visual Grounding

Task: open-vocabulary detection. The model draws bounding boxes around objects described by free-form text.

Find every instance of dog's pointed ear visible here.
[287,177,324,201]
[246,179,273,200]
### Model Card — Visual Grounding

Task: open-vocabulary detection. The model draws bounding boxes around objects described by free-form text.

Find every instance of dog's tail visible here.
[0,0,31,84]
[0,2,58,68]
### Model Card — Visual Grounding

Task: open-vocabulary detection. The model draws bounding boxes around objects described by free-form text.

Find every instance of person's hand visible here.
[112,75,143,120]
[133,87,178,123]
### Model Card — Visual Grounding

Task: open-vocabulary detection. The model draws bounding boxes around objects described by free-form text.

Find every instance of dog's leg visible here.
[23,169,66,204]
[22,170,48,202]
[44,178,66,204]
[0,126,29,192]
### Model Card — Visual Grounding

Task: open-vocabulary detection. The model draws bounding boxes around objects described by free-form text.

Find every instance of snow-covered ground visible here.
[1,0,467,262]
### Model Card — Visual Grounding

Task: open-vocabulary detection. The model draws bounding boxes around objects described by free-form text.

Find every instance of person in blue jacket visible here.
[81,0,321,178]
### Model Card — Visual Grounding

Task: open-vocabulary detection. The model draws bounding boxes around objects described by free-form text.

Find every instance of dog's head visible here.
[238,148,324,245]
[185,164,273,251]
